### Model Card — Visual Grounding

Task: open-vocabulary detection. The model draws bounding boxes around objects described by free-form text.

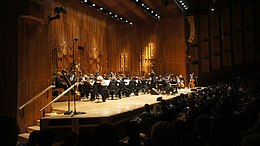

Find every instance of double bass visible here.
[188,73,195,89]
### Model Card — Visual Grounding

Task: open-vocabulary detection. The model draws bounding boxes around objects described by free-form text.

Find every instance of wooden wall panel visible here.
[222,5,232,67]
[0,16,19,117]
[189,46,199,76]
[210,15,219,37]
[210,14,221,70]
[211,39,221,70]
[233,32,243,64]
[201,15,208,41]
[160,18,186,76]
[18,16,52,132]
[223,8,230,34]
[200,15,210,74]
[222,35,232,67]
[52,2,109,74]
[233,2,242,31]
[244,2,254,62]
[201,42,210,73]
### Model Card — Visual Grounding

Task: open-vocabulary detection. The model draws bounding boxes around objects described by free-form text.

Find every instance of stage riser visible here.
[40,107,145,141]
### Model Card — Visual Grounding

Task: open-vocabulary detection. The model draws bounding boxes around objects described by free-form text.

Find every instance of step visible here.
[27,125,40,133]
[51,108,67,114]
[18,132,30,143]
[36,119,40,126]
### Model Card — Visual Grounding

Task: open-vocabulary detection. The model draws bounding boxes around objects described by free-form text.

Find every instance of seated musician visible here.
[93,73,106,102]
[81,75,95,100]
[188,73,195,89]
[118,77,127,99]
[165,75,177,95]
[54,72,68,95]
[108,76,118,100]
[127,76,139,96]
[177,75,185,88]
[141,76,149,94]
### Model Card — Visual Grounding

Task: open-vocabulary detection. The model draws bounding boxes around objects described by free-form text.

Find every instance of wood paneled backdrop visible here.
[189,0,259,83]
[12,0,186,132]
[5,0,259,133]
[52,1,186,77]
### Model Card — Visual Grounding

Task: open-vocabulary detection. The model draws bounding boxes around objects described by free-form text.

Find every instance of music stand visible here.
[71,37,86,117]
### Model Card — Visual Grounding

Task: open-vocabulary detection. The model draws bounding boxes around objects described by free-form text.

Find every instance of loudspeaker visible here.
[150,88,160,95]
[186,16,195,44]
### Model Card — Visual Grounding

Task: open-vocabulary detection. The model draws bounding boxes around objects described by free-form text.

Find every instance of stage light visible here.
[131,0,160,20]
[48,5,67,21]
[80,0,133,25]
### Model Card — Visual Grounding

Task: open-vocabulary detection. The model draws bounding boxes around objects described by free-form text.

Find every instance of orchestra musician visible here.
[108,76,118,100]
[188,73,195,89]
[79,75,95,100]
[93,72,106,102]
[53,72,68,95]
[177,75,185,88]
[140,76,149,94]
[118,77,127,99]
[150,69,157,89]
[127,76,139,96]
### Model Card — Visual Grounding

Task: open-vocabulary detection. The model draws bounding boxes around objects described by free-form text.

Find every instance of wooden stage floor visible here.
[40,88,196,140]
[47,88,193,118]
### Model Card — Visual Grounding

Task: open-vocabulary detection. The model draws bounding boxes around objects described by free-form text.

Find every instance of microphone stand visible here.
[71,37,86,117]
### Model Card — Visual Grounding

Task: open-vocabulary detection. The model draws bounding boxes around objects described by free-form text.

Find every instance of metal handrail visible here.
[40,82,78,112]
[18,85,56,110]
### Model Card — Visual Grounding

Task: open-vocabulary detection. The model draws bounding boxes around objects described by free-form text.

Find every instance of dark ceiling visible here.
[63,0,228,24]
[92,0,180,22]
[64,0,181,24]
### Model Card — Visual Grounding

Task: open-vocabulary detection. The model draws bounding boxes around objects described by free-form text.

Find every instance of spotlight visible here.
[48,6,67,21]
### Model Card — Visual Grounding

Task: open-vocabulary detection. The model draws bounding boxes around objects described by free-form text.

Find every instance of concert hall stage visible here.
[40,88,194,140]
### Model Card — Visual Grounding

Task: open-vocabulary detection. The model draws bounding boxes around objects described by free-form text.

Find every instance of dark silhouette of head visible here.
[0,116,20,146]
[92,123,119,146]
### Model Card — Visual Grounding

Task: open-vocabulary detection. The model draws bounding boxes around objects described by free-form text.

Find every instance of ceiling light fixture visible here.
[130,0,160,20]
[173,0,188,12]
[79,0,133,25]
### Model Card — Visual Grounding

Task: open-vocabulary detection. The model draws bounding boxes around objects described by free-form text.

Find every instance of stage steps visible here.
[18,122,40,143]
[18,107,63,143]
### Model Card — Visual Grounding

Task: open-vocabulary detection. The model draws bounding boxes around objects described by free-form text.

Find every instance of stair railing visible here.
[18,85,56,112]
[39,82,78,116]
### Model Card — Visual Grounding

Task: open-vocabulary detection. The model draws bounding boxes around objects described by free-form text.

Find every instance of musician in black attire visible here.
[127,76,139,96]
[150,69,157,89]
[141,76,149,94]
[53,72,68,96]
[55,72,68,90]
[108,76,118,100]
[118,78,126,99]
[80,75,95,100]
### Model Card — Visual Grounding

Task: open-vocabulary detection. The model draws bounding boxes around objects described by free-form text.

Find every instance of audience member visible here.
[91,123,119,146]
[0,116,20,146]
